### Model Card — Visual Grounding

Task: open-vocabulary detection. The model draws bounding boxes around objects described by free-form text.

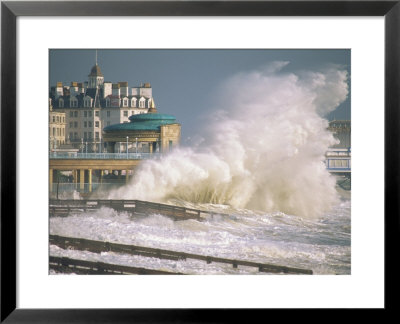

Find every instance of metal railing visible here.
[49,152,161,160]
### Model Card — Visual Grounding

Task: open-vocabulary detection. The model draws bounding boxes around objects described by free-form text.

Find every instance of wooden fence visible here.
[49,256,183,275]
[49,199,203,221]
[50,234,313,275]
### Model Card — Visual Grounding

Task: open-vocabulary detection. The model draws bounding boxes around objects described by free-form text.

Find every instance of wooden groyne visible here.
[50,234,313,275]
[49,199,204,221]
[49,256,184,275]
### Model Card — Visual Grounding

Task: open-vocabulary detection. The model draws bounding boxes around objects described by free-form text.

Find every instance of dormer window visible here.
[84,98,92,107]
[59,98,64,108]
[131,99,137,108]
[70,97,78,107]
[123,98,128,107]
[139,98,145,108]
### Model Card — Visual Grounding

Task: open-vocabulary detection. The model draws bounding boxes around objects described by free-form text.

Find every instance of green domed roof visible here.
[128,113,176,122]
[103,113,178,132]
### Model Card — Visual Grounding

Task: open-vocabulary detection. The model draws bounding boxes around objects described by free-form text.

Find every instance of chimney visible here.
[112,83,120,97]
[119,82,129,97]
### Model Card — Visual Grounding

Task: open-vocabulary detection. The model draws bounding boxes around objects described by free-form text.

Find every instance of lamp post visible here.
[126,136,129,159]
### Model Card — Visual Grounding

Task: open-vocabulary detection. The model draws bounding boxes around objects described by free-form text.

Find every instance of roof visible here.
[104,113,178,132]
[88,64,103,77]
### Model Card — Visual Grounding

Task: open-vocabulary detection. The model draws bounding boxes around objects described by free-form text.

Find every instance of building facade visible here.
[49,100,66,150]
[49,63,154,152]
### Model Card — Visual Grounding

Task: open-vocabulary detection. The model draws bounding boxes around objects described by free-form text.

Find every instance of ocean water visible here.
[49,189,350,275]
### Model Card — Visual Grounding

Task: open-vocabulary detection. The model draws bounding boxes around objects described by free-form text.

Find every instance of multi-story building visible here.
[326,120,351,176]
[49,99,66,150]
[49,62,153,152]
[328,120,351,148]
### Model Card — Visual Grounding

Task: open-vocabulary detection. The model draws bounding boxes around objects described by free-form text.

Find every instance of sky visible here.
[49,49,350,142]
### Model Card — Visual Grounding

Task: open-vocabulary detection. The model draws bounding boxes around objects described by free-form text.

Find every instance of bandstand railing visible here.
[49,152,161,160]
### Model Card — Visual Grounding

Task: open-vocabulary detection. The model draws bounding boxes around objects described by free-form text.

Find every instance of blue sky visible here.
[50,49,350,141]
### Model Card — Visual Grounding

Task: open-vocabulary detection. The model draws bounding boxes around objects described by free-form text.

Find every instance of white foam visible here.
[108,63,348,218]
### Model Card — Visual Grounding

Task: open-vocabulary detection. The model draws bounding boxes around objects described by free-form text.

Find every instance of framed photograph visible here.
[1,0,398,322]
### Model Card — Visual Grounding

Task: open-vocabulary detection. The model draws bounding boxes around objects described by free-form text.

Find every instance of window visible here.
[59,99,64,108]
[84,111,87,117]
[95,111,99,117]
[53,128,55,136]
[107,111,110,117]
[52,116,55,122]
[131,99,136,107]
[95,121,99,128]
[106,98,110,107]
[69,122,73,128]
[74,111,78,118]
[84,132,87,140]
[88,121,92,128]
[84,121,87,128]
[74,132,78,139]
[70,111,74,118]
[123,110,128,117]
[74,121,78,128]
[89,111,92,117]
[139,100,145,108]
[69,132,73,140]
[123,99,128,106]
[88,132,92,139]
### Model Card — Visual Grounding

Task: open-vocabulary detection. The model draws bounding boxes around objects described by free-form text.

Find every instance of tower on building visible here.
[88,50,104,89]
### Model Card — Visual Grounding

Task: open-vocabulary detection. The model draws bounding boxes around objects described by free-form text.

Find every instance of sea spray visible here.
[108,62,349,218]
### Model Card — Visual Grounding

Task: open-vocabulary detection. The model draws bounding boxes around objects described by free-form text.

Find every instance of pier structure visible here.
[49,154,144,193]
[325,148,351,175]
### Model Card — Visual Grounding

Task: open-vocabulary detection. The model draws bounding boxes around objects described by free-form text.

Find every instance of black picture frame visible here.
[1,0,399,322]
